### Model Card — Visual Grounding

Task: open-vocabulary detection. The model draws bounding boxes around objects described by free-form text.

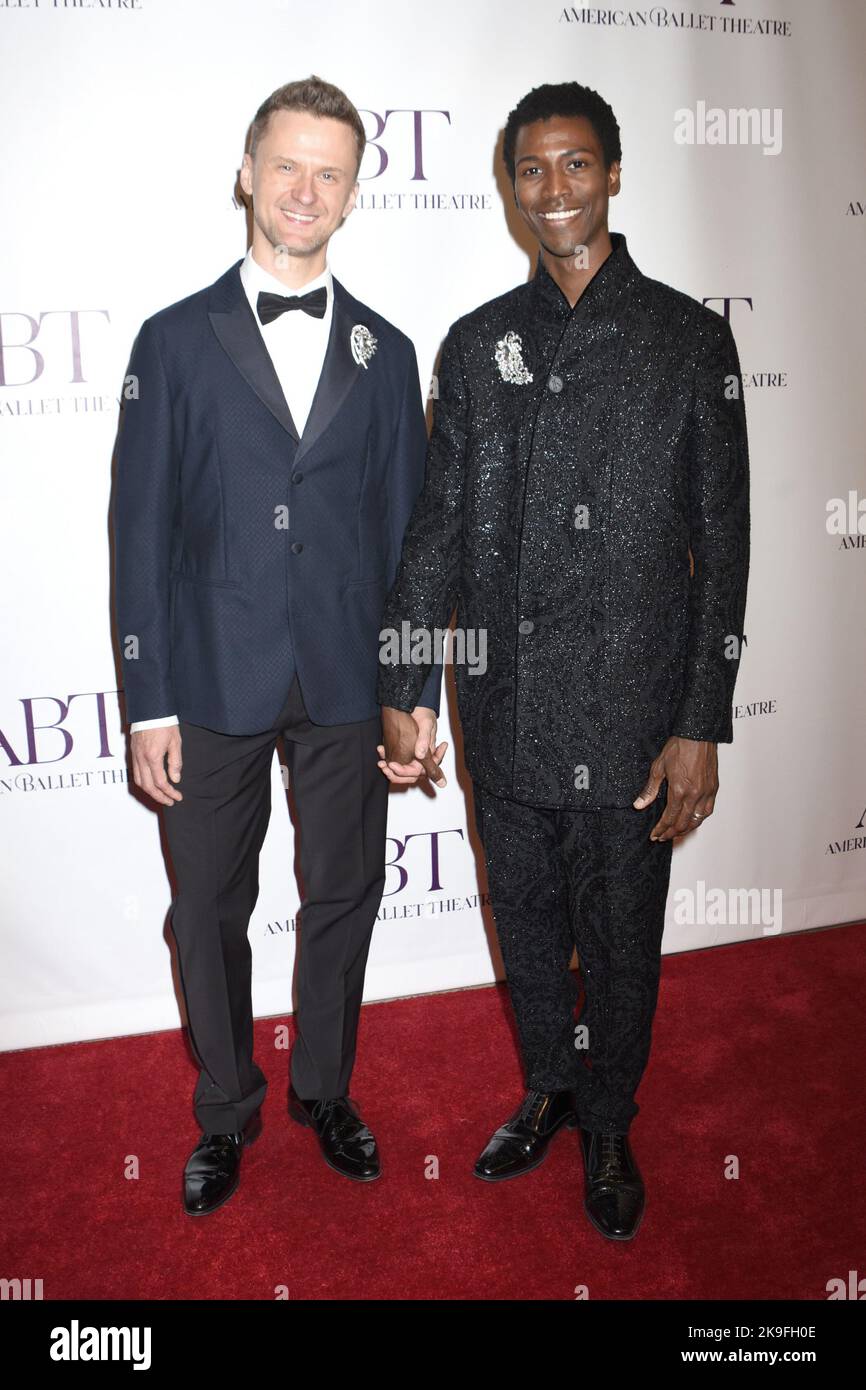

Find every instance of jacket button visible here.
[291,471,304,483]
[548,374,563,393]
[518,618,534,635]
[291,541,304,554]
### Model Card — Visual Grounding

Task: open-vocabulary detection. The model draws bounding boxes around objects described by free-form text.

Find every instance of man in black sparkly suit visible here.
[375,82,750,1240]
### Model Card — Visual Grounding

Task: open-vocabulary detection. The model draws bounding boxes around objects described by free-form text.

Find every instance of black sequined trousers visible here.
[472,781,674,1134]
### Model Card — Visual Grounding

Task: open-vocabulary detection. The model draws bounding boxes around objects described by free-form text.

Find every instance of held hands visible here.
[130,725,184,807]
[633,736,718,842]
[377,706,448,788]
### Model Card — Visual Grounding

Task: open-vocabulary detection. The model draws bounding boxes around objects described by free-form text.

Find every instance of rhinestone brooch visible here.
[350,324,378,369]
[494,330,533,385]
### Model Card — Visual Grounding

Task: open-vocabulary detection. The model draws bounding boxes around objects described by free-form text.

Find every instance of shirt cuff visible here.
[129,715,180,732]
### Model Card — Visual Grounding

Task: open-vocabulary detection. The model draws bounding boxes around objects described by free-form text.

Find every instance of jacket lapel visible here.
[207,261,300,442]
[294,280,361,462]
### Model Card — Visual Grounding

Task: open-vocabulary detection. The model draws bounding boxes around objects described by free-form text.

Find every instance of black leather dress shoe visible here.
[288,1087,380,1182]
[474,1088,579,1182]
[579,1128,645,1240]
[182,1108,262,1216]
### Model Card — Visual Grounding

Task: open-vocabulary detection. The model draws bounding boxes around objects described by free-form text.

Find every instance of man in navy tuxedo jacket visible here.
[112,77,444,1216]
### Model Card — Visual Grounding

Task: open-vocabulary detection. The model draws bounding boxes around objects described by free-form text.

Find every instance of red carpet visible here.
[2,922,864,1301]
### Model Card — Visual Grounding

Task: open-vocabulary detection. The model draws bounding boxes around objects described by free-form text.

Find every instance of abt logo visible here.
[702,296,753,326]
[1,692,118,765]
[385,828,464,894]
[357,109,451,180]
[0,309,109,386]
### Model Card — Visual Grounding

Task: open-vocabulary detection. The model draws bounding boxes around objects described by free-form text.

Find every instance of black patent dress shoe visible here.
[473,1088,579,1182]
[579,1128,645,1240]
[288,1087,380,1182]
[182,1108,262,1216]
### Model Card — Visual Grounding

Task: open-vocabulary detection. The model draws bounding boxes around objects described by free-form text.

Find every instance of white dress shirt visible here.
[129,248,334,733]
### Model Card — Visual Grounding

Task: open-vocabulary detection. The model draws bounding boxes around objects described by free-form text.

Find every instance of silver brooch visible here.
[494,330,533,385]
[350,324,378,369]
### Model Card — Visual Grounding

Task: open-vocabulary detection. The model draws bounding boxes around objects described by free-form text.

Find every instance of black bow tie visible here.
[256,286,328,325]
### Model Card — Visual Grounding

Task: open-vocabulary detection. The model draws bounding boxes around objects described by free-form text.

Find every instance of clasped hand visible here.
[377,706,448,787]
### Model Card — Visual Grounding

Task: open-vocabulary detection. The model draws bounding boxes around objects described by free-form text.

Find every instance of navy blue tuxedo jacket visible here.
[112,260,443,732]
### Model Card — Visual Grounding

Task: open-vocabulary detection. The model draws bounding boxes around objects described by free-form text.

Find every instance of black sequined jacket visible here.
[376,231,750,809]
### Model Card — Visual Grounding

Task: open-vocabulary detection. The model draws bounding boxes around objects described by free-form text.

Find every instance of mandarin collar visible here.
[530,230,637,322]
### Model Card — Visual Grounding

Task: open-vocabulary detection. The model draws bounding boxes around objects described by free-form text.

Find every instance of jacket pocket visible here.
[345,573,387,590]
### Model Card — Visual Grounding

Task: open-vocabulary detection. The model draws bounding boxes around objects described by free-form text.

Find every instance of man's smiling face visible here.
[240,108,359,262]
[512,114,620,259]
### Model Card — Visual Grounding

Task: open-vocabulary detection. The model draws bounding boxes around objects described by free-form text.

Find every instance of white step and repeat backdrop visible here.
[2,0,864,1049]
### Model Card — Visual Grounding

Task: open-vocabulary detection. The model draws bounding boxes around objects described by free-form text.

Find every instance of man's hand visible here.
[130,725,184,807]
[633,736,718,842]
[377,705,448,787]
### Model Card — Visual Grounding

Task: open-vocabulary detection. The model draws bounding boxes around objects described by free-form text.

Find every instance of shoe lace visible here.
[515,1089,551,1129]
[596,1132,628,1180]
[311,1095,362,1134]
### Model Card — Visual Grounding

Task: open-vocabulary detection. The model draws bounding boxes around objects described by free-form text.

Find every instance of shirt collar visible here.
[240,246,333,321]
[530,230,637,322]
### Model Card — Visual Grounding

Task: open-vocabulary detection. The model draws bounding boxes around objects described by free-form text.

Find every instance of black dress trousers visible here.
[471,781,674,1134]
[161,672,388,1134]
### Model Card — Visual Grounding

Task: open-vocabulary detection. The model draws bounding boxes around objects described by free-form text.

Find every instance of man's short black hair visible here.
[502,81,622,182]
